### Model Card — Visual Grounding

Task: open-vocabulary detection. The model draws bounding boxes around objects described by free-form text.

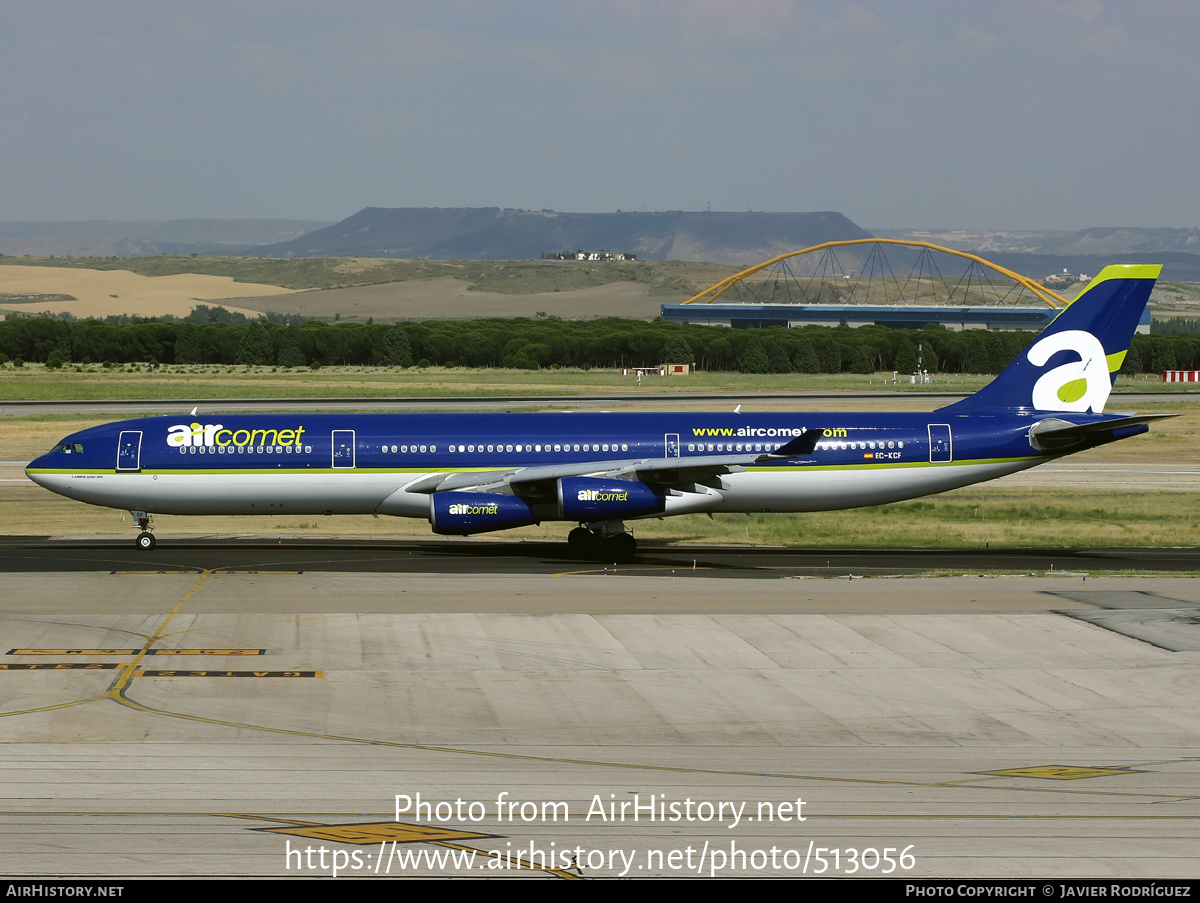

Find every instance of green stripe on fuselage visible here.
[27,455,1044,478]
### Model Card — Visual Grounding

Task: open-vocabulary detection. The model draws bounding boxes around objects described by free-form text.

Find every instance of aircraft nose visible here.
[25,455,53,488]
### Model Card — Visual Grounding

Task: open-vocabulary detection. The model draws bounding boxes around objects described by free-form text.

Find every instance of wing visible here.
[404,453,758,496]
[403,430,821,497]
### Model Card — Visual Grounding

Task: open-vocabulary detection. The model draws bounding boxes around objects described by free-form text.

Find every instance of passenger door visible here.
[332,430,356,468]
[116,431,142,472]
[927,424,952,463]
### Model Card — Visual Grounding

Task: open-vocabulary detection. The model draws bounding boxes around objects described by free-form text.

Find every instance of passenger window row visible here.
[377,443,632,454]
[688,442,781,453]
[178,445,313,454]
[815,440,905,451]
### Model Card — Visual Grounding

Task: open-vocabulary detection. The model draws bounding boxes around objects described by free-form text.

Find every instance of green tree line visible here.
[1,315,1197,375]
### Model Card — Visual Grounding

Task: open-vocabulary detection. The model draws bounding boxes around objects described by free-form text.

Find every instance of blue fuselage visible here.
[26,409,1141,524]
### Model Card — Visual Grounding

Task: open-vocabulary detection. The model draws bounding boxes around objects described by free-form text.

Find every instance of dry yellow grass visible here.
[0,264,665,321]
[0,265,296,319]
[227,278,662,320]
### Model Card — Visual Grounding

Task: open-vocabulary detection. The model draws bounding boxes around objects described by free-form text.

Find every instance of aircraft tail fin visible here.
[940,264,1160,414]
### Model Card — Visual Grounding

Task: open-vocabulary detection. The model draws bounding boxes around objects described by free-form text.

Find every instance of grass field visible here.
[0,362,1009,400]
[227,277,668,320]
[1,360,1188,402]
[2,360,1190,398]
[0,255,731,296]
[0,259,711,321]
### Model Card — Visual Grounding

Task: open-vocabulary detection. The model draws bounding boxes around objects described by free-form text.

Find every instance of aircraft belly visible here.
[717,461,1037,512]
[32,472,409,515]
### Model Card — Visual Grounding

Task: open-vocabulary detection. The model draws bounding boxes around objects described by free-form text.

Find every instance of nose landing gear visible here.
[131,511,156,550]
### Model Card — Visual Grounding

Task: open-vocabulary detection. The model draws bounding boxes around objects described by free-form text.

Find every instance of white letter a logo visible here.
[1028,330,1111,413]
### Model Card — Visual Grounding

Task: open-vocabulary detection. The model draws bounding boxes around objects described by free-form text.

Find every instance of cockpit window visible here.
[50,443,84,454]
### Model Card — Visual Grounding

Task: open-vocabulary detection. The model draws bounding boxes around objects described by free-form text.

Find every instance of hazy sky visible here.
[2,0,1196,230]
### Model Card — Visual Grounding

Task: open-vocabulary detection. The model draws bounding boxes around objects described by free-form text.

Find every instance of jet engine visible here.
[557,477,664,520]
[430,492,538,535]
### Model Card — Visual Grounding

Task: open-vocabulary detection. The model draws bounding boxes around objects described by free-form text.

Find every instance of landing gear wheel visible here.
[603,532,637,563]
[567,527,595,555]
[136,532,156,550]
[568,524,637,562]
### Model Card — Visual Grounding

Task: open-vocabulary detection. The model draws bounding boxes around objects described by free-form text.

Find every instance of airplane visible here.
[26,264,1170,560]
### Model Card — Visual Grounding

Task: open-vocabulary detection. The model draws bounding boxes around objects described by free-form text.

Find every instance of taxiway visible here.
[1,539,1198,878]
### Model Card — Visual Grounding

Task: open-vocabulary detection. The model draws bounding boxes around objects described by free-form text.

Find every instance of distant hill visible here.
[876,226,1200,281]
[878,226,1200,257]
[6,213,1200,281]
[980,251,1200,284]
[249,207,873,265]
[0,219,334,258]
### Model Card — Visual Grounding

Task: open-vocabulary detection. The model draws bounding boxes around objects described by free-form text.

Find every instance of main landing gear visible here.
[567,522,637,562]
[131,510,156,550]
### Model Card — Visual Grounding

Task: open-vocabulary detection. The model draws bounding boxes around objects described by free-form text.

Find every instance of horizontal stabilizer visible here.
[1028,413,1178,451]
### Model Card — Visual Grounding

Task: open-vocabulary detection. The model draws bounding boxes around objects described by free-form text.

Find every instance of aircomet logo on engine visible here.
[448,503,500,515]
[577,489,630,502]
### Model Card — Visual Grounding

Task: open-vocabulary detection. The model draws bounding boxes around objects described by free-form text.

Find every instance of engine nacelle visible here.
[430,492,538,535]
[558,477,664,521]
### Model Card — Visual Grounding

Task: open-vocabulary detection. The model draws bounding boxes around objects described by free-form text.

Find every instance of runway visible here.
[1,537,1199,879]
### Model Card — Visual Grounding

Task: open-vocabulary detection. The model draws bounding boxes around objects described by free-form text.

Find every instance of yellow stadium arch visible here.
[683,238,1069,309]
